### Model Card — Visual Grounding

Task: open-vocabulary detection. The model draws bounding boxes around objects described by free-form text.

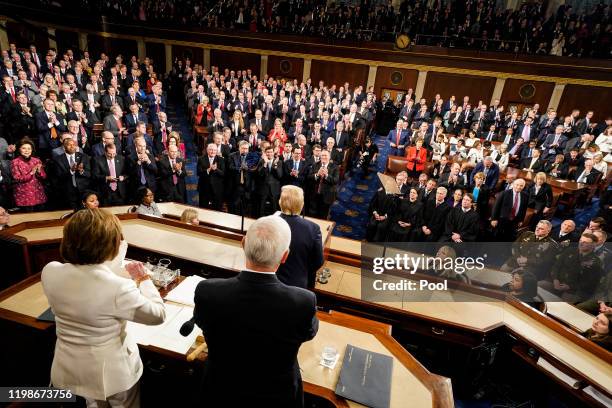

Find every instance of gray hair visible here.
[243,216,291,269]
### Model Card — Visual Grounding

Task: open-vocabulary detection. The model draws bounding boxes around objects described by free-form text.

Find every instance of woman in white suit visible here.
[41,209,166,407]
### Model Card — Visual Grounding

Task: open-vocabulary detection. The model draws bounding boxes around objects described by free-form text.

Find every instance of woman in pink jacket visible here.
[11,138,47,211]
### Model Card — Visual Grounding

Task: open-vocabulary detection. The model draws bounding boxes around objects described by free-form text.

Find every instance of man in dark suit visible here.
[127,136,158,197]
[35,98,67,158]
[308,150,339,219]
[100,86,124,115]
[417,186,450,242]
[516,117,536,144]
[573,159,602,185]
[124,103,148,134]
[387,119,409,156]
[551,219,579,246]
[249,109,270,134]
[228,141,255,215]
[331,121,349,152]
[541,125,568,159]
[92,143,129,205]
[470,157,499,189]
[103,106,128,148]
[276,185,324,289]
[157,144,186,203]
[256,146,283,216]
[520,148,544,172]
[193,216,318,408]
[283,146,307,188]
[491,178,529,241]
[197,143,225,210]
[50,138,91,209]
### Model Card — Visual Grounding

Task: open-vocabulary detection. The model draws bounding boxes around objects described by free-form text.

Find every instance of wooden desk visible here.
[3,202,335,254]
[0,275,453,408]
[2,216,610,405]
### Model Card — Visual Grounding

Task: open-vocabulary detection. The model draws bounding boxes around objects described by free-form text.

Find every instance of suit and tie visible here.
[387,128,408,156]
[193,271,318,407]
[197,155,225,210]
[157,155,186,203]
[92,154,129,205]
[128,152,158,195]
[124,112,148,134]
[283,159,307,188]
[276,213,324,289]
[50,151,91,209]
[35,110,67,152]
[491,189,529,241]
[256,158,283,216]
[308,161,339,219]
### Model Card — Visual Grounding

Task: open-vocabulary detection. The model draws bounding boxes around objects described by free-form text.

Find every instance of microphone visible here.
[179,317,196,337]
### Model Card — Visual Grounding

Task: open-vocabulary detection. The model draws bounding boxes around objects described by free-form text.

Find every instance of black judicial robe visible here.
[388,199,423,242]
[441,207,480,242]
[420,200,450,242]
[366,189,396,242]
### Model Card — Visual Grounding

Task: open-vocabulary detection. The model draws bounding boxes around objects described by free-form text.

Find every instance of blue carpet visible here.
[165,101,199,206]
[329,134,388,239]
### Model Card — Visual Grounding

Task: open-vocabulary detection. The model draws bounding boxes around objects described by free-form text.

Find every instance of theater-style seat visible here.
[385,155,409,177]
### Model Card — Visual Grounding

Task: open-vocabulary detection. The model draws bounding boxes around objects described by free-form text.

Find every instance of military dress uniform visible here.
[501,231,559,280]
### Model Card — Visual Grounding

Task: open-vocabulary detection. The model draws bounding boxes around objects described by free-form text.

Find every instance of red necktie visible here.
[171,160,178,184]
[116,119,122,138]
[9,88,15,103]
[162,127,167,144]
[510,192,519,220]
[396,128,401,145]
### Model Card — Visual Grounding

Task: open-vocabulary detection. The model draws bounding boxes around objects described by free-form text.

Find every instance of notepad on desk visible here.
[537,357,581,389]
[335,344,393,408]
[127,303,202,355]
[164,275,206,306]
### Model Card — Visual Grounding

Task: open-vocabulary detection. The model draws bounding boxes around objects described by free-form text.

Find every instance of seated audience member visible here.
[520,147,544,172]
[275,185,324,289]
[81,191,99,210]
[387,187,423,242]
[135,187,161,217]
[500,220,558,279]
[551,219,579,246]
[503,270,540,307]
[425,246,470,283]
[573,159,602,184]
[539,233,603,303]
[354,137,378,178]
[180,208,200,226]
[366,179,400,242]
[584,313,612,352]
[441,193,480,242]
[11,138,47,212]
[192,216,318,407]
[544,154,569,179]
[41,209,166,406]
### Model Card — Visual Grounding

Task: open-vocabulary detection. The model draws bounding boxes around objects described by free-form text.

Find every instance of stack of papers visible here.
[127,303,202,355]
[537,358,581,389]
[164,275,206,306]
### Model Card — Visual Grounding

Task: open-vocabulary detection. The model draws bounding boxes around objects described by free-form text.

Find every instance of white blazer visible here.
[41,244,166,400]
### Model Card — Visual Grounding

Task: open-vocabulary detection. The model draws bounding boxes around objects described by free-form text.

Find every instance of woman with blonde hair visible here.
[180,208,200,225]
[230,110,246,139]
[41,209,166,406]
[43,73,58,93]
[195,95,212,126]
[527,172,553,227]
[592,153,608,175]
[267,118,288,144]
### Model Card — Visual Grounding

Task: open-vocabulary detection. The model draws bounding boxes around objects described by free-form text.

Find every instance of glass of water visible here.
[322,346,337,366]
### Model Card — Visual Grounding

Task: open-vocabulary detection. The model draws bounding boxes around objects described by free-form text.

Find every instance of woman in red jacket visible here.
[406,138,428,179]
[11,138,47,211]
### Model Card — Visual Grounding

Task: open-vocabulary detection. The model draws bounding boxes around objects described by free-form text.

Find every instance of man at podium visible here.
[193,216,319,407]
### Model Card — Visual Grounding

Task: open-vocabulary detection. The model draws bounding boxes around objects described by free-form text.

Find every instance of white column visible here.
[490,78,506,106]
[366,65,378,90]
[47,28,57,50]
[547,83,566,112]
[137,39,146,61]
[260,54,268,79]
[165,43,172,73]
[78,33,88,53]
[415,70,428,100]
[302,58,312,83]
[0,19,9,52]
[203,48,210,70]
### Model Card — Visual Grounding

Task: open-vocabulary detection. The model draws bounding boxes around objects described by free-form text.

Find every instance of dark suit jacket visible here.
[124,112,148,134]
[492,189,529,223]
[35,111,67,149]
[544,161,569,179]
[276,213,324,289]
[92,154,128,200]
[157,155,186,202]
[197,155,225,200]
[101,94,124,113]
[470,162,499,189]
[527,182,554,212]
[520,156,544,172]
[193,271,318,407]
[256,158,283,197]
[308,162,339,204]
[51,151,91,194]
[573,167,601,185]
[283,159,308,187]
[127,152,158,193]
[422,200,450,240]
